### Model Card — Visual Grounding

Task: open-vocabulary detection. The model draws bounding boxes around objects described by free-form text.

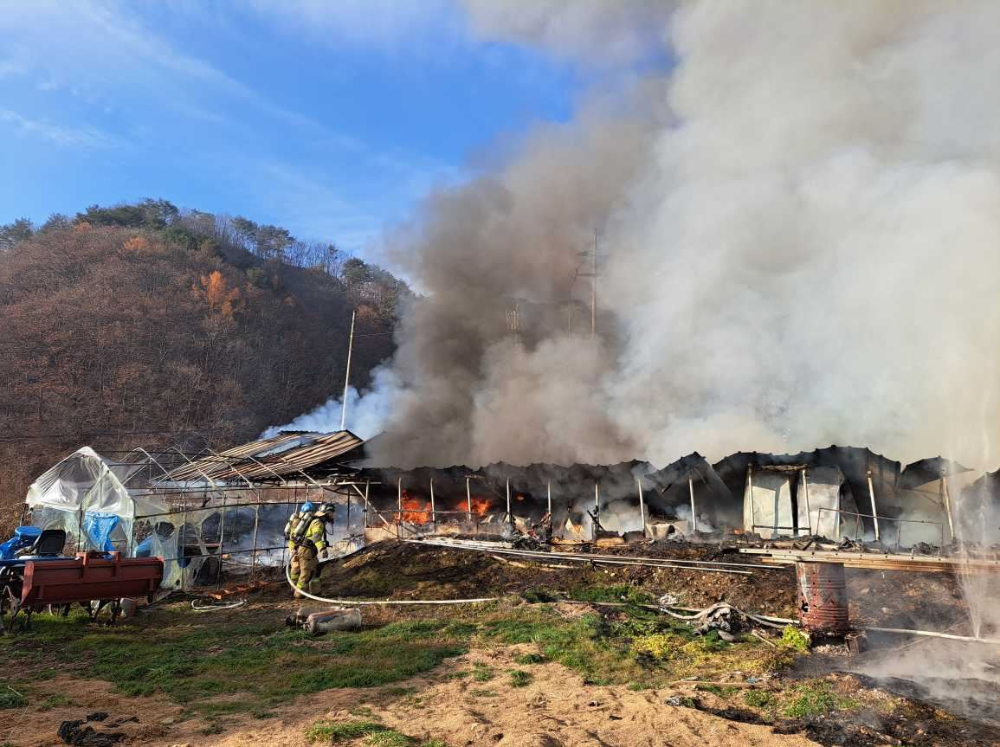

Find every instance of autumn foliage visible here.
[0,204,406,509]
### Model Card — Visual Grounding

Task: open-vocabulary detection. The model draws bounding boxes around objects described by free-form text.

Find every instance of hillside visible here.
[0,200,407,511]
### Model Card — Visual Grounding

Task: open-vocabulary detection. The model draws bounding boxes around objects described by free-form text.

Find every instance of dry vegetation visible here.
[0,201,407,521]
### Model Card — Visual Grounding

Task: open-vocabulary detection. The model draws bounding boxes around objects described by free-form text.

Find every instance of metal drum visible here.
[795,561,849,636]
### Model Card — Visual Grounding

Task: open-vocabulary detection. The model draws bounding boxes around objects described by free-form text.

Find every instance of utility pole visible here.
[591,230,597,338]
[340,309,356,432]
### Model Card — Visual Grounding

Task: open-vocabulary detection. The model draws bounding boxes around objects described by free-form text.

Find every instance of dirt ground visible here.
[3,540,999,747]
[1,650,824,747]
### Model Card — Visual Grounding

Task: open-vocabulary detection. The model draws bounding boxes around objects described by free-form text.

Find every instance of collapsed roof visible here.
[156,430,365,485]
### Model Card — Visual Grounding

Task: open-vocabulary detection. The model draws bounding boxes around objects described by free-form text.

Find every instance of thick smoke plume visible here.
[360,0,1000,473]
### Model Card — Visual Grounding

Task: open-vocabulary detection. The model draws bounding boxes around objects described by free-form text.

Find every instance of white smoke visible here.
[262,367,398,440]
[350,0,1000,474]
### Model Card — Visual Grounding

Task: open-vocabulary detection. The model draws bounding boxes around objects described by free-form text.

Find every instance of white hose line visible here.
[283,563,499,606]
[191,599,247,612]
[865,626,1000,644]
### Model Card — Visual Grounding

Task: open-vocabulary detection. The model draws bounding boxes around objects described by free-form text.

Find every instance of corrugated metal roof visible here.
[213,431,364,481]
[158,431,363,484]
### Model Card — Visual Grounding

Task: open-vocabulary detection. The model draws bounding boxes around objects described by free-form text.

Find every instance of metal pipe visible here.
[867,470,880,541]
[547,481,552,517]
[505,480,511,525]
[688,477,697,534]
[430,478,436,528]
[801,468,812,536]
[340,309,356,432]
[941,477,956,543]
[636,477,645,535]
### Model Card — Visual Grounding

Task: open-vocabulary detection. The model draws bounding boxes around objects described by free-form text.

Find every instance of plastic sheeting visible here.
[744,471,795,539]
[796,466,858,540]
[82,512,120,553]
[27,447,134,519]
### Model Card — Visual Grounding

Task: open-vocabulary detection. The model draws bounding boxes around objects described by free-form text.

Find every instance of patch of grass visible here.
[0,688,27,710]
[469,688,498,697]
[780,680,858,719]
[568,584,654,606]
[515,652,545,665]
[472,663,494,682]
[365,731,414,747]
[780,626,810,652]
[306,718,389,743]
[509,669,533,687]
[743,689,775,709]
[14,608,466,711]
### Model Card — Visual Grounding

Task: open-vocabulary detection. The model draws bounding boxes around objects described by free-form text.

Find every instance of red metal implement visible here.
[20,552,163,611]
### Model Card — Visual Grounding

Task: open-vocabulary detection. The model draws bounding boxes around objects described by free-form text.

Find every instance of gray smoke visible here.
[359,0,1000,475]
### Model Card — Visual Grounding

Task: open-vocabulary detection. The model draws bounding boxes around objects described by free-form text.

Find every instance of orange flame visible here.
[396,491,432,524]
[456,496,492,518]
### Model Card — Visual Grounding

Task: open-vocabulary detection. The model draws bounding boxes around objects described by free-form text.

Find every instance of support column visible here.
[941,477,956,543]
[636,477,646,535]
[867,470,880,542]
[688,478,697,534]
[801,468,812,537]
[466,477,473,522]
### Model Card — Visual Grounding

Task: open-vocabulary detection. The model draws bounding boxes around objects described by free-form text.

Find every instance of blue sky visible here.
[0,1,587,253]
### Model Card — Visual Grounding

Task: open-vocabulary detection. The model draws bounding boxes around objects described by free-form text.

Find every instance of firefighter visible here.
[294,502,334,598]
[285,501,315,590]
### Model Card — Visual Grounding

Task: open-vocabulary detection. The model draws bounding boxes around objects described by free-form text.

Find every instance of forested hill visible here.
[0,200,408,508]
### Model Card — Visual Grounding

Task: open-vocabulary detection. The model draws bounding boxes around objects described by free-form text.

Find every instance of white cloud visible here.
[0,109,120,150]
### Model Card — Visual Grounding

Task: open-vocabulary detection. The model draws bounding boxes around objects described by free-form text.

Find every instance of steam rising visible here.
[366,0,1000,472]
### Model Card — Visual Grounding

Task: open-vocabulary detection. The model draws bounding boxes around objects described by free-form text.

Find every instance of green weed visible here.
[509,669,533,687]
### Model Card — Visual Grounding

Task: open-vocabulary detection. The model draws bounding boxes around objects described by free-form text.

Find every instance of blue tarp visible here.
[0,526,41,560]
[82,512,119,553]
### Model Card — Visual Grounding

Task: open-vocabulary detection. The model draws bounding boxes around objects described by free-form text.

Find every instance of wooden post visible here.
[867,470,880,541]
[397,477,403,538]
[746,466,755,535]
[801,468,812,536]
[430,478,436,528]
[547,481,552,516]
[941,477,956,543]
[688,477,697,534]
[340,310,356,431]
[506,479,512,525]
[636,477,646,535]
[466,477,472,521]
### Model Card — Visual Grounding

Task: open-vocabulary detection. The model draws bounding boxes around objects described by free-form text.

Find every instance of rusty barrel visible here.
[795,561,849,636]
